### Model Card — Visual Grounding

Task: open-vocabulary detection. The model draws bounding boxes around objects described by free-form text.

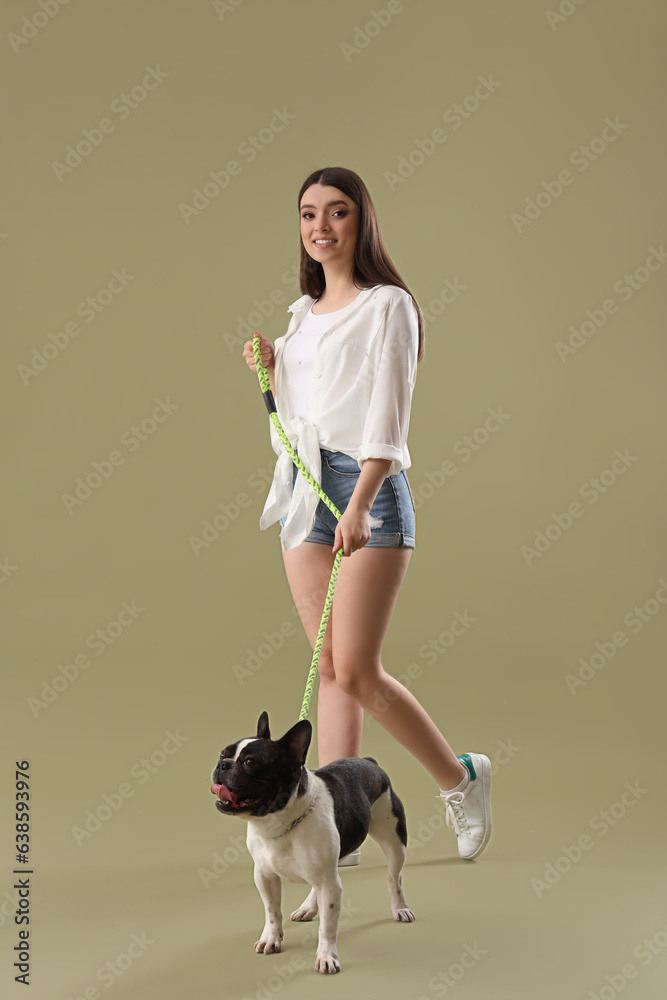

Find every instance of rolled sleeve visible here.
[357,293,419,477]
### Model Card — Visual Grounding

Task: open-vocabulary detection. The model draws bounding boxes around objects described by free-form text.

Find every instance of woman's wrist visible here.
[347,497,372,515]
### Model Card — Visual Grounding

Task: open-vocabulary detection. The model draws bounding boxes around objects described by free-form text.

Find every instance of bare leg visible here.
[330,546,466,790]
[317,674,363,764]
[282,542,362,765]
[283,541,465,789]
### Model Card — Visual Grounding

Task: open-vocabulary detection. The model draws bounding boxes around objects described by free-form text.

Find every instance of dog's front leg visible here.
[252,865,284,955]
[313,877,342,974]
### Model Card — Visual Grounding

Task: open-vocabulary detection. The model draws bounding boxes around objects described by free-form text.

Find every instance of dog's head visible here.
[210,711,312,818]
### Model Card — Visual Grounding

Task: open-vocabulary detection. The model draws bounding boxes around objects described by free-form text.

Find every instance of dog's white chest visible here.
[252,839,309,883]
[245,777,339,885]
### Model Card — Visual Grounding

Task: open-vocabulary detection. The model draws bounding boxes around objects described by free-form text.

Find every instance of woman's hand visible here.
[243,332,275,374]
[332,503,372,557]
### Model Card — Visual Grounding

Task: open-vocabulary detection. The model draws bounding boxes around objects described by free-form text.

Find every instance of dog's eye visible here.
[242,758,255,769]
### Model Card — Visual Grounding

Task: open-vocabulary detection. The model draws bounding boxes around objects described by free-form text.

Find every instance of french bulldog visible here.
[210,711,415,974]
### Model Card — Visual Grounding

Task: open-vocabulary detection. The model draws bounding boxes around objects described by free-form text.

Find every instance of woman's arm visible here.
[356,293,419,475]
[347,457,392,513]
[333,457,392,556]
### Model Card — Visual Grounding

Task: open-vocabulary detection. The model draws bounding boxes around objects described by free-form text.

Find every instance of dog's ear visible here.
[257,711,271,740]
[277,720,312,766]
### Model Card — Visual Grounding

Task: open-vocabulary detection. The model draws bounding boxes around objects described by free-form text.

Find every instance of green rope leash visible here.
[252,333,344,722]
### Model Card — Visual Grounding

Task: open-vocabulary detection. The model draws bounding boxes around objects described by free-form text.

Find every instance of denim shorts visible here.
[279,448,416,548]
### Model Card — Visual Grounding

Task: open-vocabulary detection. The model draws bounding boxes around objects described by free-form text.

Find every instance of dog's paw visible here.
[392,906,416,922]
[253,929,284,954]
[290,899,318,921]
[315,950,341,974]
[290,886,318,921]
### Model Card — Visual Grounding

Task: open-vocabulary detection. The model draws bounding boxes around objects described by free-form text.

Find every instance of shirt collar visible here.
[286,284,382,318]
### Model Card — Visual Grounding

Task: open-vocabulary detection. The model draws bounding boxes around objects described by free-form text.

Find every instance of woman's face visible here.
[299,184,359,268]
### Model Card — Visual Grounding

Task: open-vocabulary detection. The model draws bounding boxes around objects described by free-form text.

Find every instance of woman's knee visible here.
[317,652,336,683]
[334,660,384,700]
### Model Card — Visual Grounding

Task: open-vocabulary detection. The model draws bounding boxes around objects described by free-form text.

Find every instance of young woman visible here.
[243,166,492,866]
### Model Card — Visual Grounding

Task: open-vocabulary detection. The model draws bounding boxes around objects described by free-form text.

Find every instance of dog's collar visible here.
[266,792,317,839]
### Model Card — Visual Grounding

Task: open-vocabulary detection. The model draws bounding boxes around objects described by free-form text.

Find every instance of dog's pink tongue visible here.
[211,783,240,804]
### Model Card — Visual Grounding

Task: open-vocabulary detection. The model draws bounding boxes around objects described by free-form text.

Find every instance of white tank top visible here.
[281,298,359,421]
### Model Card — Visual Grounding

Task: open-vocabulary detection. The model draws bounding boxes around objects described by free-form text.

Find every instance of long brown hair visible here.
[297,166,425,363]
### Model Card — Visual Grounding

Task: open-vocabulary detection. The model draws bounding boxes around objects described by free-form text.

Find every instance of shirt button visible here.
[315,372,322,378]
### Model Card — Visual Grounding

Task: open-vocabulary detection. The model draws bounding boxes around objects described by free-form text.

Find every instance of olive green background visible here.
[1,0,666,997]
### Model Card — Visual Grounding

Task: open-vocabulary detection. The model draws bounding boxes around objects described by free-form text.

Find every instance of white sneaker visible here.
[439,753,492,860]
[338,847,361,867]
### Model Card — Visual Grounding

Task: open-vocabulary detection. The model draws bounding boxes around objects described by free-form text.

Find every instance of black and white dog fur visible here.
[210,711,415,974]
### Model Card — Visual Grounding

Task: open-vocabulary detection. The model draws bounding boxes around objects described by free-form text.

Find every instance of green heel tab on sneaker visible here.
[457,753,476,780]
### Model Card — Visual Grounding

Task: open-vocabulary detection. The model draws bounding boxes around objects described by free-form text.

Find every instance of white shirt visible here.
[258,283,419,550]
[281,298,362,421]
